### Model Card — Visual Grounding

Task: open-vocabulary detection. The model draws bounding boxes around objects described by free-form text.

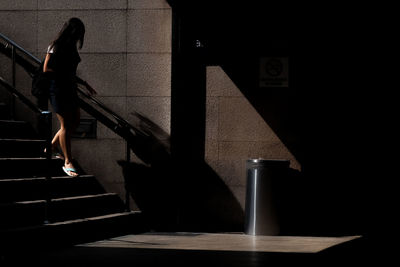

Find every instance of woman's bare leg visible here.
[43,129,61,154]
[51,130,61,150]
[50,108,78,153]
[56,111,78,176]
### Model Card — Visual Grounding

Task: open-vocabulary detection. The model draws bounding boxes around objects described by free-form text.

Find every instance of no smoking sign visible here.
[259,57,289,88]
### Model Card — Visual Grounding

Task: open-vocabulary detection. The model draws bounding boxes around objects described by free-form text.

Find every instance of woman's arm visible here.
[43,53,54,72]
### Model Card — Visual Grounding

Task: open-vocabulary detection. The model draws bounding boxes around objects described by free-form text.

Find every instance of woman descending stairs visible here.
[0,118,146,253]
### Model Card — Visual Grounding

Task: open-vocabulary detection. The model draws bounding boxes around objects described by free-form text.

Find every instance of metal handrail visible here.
[0,33,40,64]
[76,87,150,138]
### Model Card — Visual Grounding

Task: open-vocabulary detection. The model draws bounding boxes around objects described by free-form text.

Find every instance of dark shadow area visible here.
[119,160,244,233]
[119,111,244,233]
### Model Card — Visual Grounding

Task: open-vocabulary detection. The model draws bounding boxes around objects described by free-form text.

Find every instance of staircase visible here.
[0,116,145,253]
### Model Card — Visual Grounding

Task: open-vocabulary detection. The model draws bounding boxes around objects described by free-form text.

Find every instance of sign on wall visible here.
[259,57,289,88]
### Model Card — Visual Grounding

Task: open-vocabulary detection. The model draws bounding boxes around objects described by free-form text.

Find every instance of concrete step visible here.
[0,138,46,158]
[0,120,39,139]
[48,193,126,223]
[1,211,148,251]
[0,199,47,229]
[0,158,68,178]
[0,175,105,203]
[1,193,126,230]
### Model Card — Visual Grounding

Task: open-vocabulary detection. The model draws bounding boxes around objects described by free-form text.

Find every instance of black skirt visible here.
[48,79,79,114]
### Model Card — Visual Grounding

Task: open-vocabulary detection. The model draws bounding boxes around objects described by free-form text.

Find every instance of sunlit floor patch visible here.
[78,232,361,253]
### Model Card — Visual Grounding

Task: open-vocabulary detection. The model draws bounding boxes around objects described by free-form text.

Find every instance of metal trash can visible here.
[244,159,290,235]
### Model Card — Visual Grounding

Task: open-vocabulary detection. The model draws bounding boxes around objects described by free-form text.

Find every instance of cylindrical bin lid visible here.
[246,158,290,168]
[244,159,290,236]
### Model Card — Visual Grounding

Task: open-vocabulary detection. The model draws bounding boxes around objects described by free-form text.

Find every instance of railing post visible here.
[11,45,16,119]
[125,138,131,211]
[41,111,52,224]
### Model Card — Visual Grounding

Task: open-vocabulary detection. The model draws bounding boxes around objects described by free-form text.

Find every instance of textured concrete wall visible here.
[0,0,171,210]
[205,66,300,209]
[0,0,39,123]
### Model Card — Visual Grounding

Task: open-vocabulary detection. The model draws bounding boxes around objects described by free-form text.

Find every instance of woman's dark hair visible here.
[51,17,85,50]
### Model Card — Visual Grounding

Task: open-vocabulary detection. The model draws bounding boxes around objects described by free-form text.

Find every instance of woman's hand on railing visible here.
[84,82,97,95]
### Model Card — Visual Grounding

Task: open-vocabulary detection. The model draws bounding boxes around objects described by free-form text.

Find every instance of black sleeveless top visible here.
[47,43,81,88]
